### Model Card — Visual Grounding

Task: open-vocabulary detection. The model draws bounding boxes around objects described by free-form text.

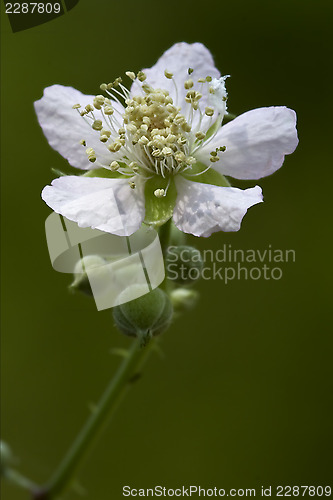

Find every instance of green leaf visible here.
[144,176,177,226]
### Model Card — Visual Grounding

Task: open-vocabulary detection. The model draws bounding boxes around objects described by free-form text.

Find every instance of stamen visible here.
[110,161,120,171]
[79,68,228,180]
[154,188,165,198]
[86,147,96,162]
[125,71,136,81]
[164,70,173,79]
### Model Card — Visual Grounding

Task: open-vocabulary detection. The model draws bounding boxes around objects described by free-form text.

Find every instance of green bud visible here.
[0,441,14,475]
[113,287,173,344]
[170,288,199,312]
[165,246,203,285]
[70,255,107,296]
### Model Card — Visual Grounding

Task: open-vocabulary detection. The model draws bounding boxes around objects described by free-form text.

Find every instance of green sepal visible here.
[51,168,68,177]
[182,162,230,187]
[204,117,222,141]
[144,175,177,227]
[83,167,125,179]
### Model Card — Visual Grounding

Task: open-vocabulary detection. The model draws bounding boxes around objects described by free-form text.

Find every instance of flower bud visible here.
[170,288,199,312]
[0,441,14,475]
[165,246,203,285]
[113,287,173,343]
[70,255,107,296]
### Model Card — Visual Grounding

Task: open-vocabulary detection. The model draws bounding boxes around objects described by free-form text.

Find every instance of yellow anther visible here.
[129,162,139,171]
[100,83,108,91]
[210,156,220,163]
[177,137,187,145]
[129,181,136,189]
[185,156,196,165]
[184,79,194,89]
[166,134,176,143]
[92,120,103,131]
[186,90,196,99]
[197,78,206,83]
[104,106,114,115]
[100,129,111,137]
[140,124,148,132]
[118,127,126,135]
[195,132,206,140]
[108,142,122,152]
[95,95,105,104]
[137,71,147,82]
[100,135,109,143]
[154,188,165,198]
[205,107,214,116]
[188,68,194,75]
[127,123,137,134]
[162,147,173,157]
[175,151,186,162]
[166,103,176,113]
[110,161,120,171]
[164,70,173,79]
[209,86,215,94]
[79,139,86,146]
[125,71,136,80]
[113,77,122,86]
[86,147,96,162]
[85,104,94,112]
[206,76,212,82]
[182,123,192,132]
[142,116,150,125]
[142,84,153,94]
[152,149,162,157]
[138,136,149,145]
[72,103,81,109]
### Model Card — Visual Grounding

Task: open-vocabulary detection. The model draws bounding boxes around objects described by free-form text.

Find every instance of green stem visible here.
[33,338,155,500]
[3,468,39,492]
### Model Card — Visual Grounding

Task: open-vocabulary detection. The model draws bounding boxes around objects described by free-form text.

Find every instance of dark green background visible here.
[1,1,332,498]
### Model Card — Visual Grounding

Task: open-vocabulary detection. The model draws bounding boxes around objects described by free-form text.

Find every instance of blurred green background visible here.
[1,0,332,498]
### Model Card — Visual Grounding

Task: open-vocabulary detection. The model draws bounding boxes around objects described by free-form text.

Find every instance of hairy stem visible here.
[32,338,155,499]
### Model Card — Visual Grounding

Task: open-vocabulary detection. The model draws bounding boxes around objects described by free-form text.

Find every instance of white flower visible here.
[35,42,298,237]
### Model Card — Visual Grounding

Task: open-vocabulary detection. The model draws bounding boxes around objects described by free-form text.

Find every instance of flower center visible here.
[73,68,229,195]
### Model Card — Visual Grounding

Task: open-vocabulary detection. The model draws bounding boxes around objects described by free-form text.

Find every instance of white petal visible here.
[42,176,145,236]
[34,85,122,170]
[173,177,263,237]
[196,107,299,180]
[208,76,229,115]
[137,42,220,112]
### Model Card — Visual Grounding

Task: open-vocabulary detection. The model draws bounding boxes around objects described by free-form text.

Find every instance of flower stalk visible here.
[32,337,156,500]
